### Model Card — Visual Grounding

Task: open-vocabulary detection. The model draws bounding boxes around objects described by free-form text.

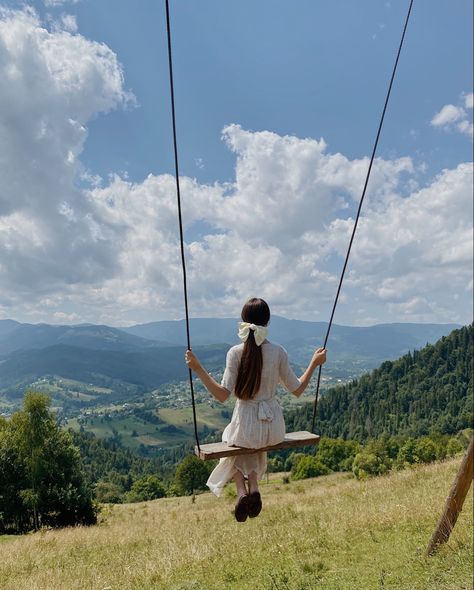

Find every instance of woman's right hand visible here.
[312,347,327,367]
[185,349,202,372]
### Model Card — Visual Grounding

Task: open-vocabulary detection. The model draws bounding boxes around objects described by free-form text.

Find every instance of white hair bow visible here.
[238,322,268,347]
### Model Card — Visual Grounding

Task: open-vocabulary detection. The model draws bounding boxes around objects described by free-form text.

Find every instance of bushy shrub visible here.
[394,438,417,468]
[291,456,330,480]
[94,481,124,504]
[284,452,306,472]
[414,437,438,463]
[352,452,390,479]
[394,435,447,468]
[267,456,285,473]
[446,437,465,457]
[166,483,181,497]
[123,475,166,503]
[174,455,211,495]
[316,438,360,471]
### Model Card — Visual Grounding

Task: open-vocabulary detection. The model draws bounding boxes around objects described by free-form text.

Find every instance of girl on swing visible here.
[185,297,327,522]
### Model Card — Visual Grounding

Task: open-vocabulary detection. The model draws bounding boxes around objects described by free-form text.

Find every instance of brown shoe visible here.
[247,491,262,518]
[234,494,249,522]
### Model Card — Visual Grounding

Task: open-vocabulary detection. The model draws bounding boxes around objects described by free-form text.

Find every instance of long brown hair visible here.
[234,298,270,400]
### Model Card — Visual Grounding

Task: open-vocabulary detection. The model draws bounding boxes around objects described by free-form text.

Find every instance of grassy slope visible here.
[1,458,472,590]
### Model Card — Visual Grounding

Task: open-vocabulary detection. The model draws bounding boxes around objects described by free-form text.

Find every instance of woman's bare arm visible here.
[185,350,230,403]
[292,347,327,397]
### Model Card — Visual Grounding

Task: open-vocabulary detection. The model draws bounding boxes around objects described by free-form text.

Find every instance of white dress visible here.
[207,341,301,496]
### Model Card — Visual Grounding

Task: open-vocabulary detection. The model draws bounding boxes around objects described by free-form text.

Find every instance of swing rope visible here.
[311,0,414,432]
[165,0,200,454]
[165,0,414,447]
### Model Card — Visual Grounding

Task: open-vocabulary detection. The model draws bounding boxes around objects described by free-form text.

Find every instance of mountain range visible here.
[0,317,460,357]
[123,317,461,360]
[0,317,461,404]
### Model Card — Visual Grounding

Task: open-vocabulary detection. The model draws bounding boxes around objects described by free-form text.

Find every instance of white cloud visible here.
[339,163,473,322]
[464,93,474,109]
[211,125,412,244]
[0,9,472,327]
[0,8,132,301]
[71,131,473,326]
[53,311,80,323]
[431,93,474,138]
[44,0,80,7]
[431,104,464,126]
[60,14,78,33]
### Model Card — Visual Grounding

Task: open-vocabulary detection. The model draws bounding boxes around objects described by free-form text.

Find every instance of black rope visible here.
[311,0,414,432]
[165,0,200,454]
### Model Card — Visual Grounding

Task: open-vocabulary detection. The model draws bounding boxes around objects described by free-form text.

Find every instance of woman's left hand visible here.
[185,349,201,372]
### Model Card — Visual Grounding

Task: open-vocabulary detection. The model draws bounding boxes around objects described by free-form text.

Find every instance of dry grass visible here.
[1,458,472,590]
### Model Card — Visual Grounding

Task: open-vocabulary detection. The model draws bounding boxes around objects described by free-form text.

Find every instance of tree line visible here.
[285,324,473,440]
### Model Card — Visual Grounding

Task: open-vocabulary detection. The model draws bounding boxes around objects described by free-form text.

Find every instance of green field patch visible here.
[66,402,231,450]
[137,434,167,446]
[26,376,115,409]
[63,391,96,402]
[30,382,62,394]
[68,411,187,447]
[67,418,80,430]
[159,403,229,433]
[0,535,21,544]
[58,378,113,394]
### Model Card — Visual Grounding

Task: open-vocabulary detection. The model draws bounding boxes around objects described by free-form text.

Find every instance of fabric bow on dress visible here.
[238,322,268,346]
[236,398,275,422]
[256,400,274,422]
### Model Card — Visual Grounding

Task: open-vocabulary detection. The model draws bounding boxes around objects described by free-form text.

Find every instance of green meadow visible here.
[1,457,472,590]
[67,402,230,449]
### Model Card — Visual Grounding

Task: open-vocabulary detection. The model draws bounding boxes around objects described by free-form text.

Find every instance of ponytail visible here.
[234,297,270,400]
[235,330,263,400]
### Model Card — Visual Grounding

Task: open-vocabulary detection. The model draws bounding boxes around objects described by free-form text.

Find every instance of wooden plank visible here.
[426,436,474,555]
[195,431,320,460]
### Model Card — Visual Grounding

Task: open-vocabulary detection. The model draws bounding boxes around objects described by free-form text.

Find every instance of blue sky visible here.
[0,1,472,326]
[52,0,473,183]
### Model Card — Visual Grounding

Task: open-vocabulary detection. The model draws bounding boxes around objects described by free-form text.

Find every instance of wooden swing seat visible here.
[195,431,320,461]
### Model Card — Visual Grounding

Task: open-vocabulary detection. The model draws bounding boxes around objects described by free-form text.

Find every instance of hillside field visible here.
[1,457,472,590]
[67,402,231,449]
[64,388,316,452]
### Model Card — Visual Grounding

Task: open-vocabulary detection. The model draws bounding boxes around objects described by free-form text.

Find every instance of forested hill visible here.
[286,324,473,440]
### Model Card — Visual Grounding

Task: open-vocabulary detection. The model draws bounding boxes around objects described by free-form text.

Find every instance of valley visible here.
[0,317,462,453]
